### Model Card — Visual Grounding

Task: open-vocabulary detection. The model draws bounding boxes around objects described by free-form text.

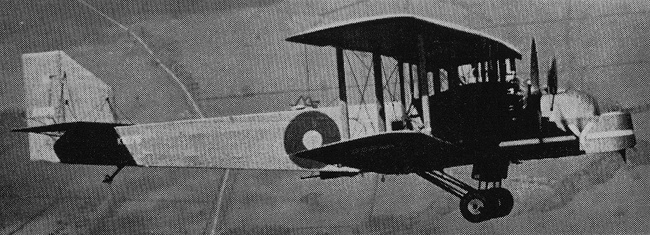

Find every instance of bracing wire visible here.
[383,62,399,121]
[391,64,400,100]
[86,100,107,122]
[351,52,374,97]
[107,98,135,125]
[345,52,369,129]
[345,51,376,134]
[63,76,81,122]
[26,117,47,126]
[377,59,398,122]
[382,62,399,101]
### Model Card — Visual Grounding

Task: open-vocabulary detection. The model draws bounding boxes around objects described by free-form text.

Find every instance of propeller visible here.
[529,38,543,137]
[529,38,540,95]
[530,37,558,110]
[619,149,627,163]
[547,58,558,111]
[530,40,639,164]
[547,58,558,95]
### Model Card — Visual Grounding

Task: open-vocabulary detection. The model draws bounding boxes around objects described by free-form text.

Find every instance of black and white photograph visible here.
[1,0,649,234]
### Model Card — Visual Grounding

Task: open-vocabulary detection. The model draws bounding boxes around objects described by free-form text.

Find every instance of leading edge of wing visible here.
[290,131,462,173]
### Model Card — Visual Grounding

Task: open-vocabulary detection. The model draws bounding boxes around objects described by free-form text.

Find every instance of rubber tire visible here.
[486,188,514,218]
[460,192,492,223]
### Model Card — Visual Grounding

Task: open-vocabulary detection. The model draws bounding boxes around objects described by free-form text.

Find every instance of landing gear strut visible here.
[417,170,514,223]
[103,165,125,184]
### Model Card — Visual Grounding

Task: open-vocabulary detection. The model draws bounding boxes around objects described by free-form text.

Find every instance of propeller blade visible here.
[547,58,558,95]
[619,149,627,163]
[530,38,540,94]
[547,58,558,111]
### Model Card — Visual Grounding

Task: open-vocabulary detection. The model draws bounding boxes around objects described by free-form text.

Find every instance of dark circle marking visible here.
[284,111,340,169]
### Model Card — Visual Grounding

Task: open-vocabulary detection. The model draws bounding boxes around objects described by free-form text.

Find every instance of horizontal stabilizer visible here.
[13,122,130,134]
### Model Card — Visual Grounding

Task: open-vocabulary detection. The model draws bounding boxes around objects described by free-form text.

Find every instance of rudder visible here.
[22,50,116,162]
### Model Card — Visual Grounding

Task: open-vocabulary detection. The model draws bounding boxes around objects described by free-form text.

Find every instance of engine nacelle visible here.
[580,112,636,153]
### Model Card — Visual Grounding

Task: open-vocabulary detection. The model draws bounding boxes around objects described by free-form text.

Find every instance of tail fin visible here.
[21,50,116,162]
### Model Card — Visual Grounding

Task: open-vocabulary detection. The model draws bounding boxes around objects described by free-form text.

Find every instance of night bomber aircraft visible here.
[14,15,636,223]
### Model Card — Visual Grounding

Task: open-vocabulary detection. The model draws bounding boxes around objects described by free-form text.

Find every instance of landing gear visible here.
[460,192,492,223]
[417,170,514,223]
[458,188,513,222]
[486,187,514,218]
[102,165,125,184]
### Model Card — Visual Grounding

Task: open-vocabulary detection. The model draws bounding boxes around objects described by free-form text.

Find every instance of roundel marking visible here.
[284,111,341,169]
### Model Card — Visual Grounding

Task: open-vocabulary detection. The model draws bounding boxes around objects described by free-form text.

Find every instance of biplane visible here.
[14,15,636,223]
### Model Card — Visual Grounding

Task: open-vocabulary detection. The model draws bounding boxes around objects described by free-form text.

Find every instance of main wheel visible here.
[460,192,493,223]
[486,188,514,218]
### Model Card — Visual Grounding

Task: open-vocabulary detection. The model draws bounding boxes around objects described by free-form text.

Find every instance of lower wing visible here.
[291,131,465,174]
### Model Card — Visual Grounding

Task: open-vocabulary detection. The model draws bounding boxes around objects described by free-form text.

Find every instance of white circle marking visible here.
[302,130,323,150]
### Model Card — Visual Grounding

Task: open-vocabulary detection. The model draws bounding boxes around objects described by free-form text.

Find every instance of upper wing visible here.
[291,131,465,174]
[286,14,521,67]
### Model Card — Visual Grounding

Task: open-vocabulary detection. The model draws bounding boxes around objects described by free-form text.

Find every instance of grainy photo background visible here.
[1,0,650,234]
